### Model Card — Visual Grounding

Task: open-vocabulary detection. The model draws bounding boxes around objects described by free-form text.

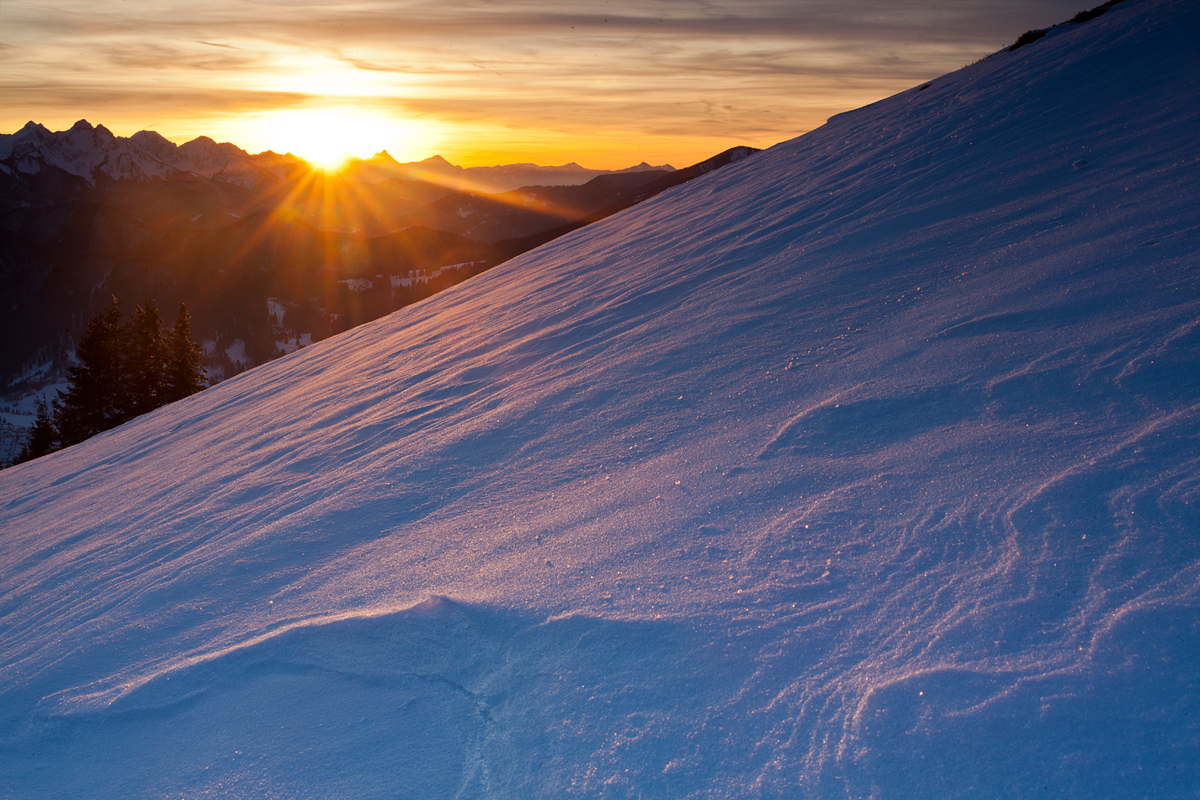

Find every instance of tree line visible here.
[15,297,206,464]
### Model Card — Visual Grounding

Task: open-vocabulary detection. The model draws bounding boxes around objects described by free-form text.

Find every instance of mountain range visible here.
[2,0,1196,796]
[0,120,303,189]
[0,121,673,193]
[339,151,676,194]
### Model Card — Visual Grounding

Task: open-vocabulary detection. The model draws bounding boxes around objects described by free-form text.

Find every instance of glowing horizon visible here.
[241,108,439,170]
[0,1,1090,170]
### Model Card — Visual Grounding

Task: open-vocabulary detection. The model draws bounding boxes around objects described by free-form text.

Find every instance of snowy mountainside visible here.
[2,1,1199,797]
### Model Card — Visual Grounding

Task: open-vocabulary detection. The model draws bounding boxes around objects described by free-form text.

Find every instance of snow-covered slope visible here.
[0,120,302,188]
[2,1,1198,797]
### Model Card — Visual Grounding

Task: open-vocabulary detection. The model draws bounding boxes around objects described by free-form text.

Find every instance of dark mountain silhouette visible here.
[495,146,758,259]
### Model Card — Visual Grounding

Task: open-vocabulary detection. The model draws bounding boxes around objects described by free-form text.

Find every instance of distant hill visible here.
[339,151,674,193]
[382,168,674,243]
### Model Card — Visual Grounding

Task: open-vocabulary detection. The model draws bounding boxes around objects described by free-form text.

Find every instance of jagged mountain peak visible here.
[130,129,171,144]
[0,123,305,188]
[414,154,459,171]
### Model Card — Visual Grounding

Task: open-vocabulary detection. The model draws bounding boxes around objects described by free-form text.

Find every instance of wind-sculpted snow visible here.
[2,1,1199,796]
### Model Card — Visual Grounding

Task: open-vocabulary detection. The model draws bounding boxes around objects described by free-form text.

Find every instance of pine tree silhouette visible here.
[19,296,209,464]
[15,398,59,464]
[124,300,167,417]
[55,295,126,446]
[163,303,207,404]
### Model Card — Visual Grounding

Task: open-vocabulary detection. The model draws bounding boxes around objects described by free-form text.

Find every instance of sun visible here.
[252,108,433,170]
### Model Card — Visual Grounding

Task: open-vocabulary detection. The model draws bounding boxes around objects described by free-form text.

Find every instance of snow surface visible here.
[2,1,1199,797]
[223,340,248,367]
[0,382,66,429]
[390,264,481,289]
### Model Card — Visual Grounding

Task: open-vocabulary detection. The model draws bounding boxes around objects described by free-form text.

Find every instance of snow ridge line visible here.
[33,596,471,718]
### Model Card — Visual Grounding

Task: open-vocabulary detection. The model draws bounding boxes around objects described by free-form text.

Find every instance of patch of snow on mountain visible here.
[223,339,247,364]
[1,1,1198,798]
[0,122,304,187]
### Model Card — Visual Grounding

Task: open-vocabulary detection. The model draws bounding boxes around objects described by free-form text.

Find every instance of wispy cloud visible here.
[0,0,1087,165]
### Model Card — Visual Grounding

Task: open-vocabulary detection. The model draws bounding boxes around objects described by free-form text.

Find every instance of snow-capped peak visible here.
[0,121,305,188]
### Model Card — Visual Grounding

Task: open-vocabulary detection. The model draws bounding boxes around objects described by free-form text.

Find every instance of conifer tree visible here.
[55,295,125,446]
[163,303,206,403]
[15,398,59,464]
[31,296,208,459]
[124,300,167,417]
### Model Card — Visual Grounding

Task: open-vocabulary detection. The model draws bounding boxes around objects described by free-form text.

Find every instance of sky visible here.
[1,0,1090,168]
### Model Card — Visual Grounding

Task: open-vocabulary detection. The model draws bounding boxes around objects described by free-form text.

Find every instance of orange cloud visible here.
[0,0,1087,167]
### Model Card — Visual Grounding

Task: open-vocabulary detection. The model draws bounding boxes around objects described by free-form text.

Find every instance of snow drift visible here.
[2,1,1198,797]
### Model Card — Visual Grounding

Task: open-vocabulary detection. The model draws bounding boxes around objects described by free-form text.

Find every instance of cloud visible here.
[0,0,1091,159]
[175,1,1087,46]
[99,42,267,72]
[3,1,1087,57]
[0,83,309,117]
